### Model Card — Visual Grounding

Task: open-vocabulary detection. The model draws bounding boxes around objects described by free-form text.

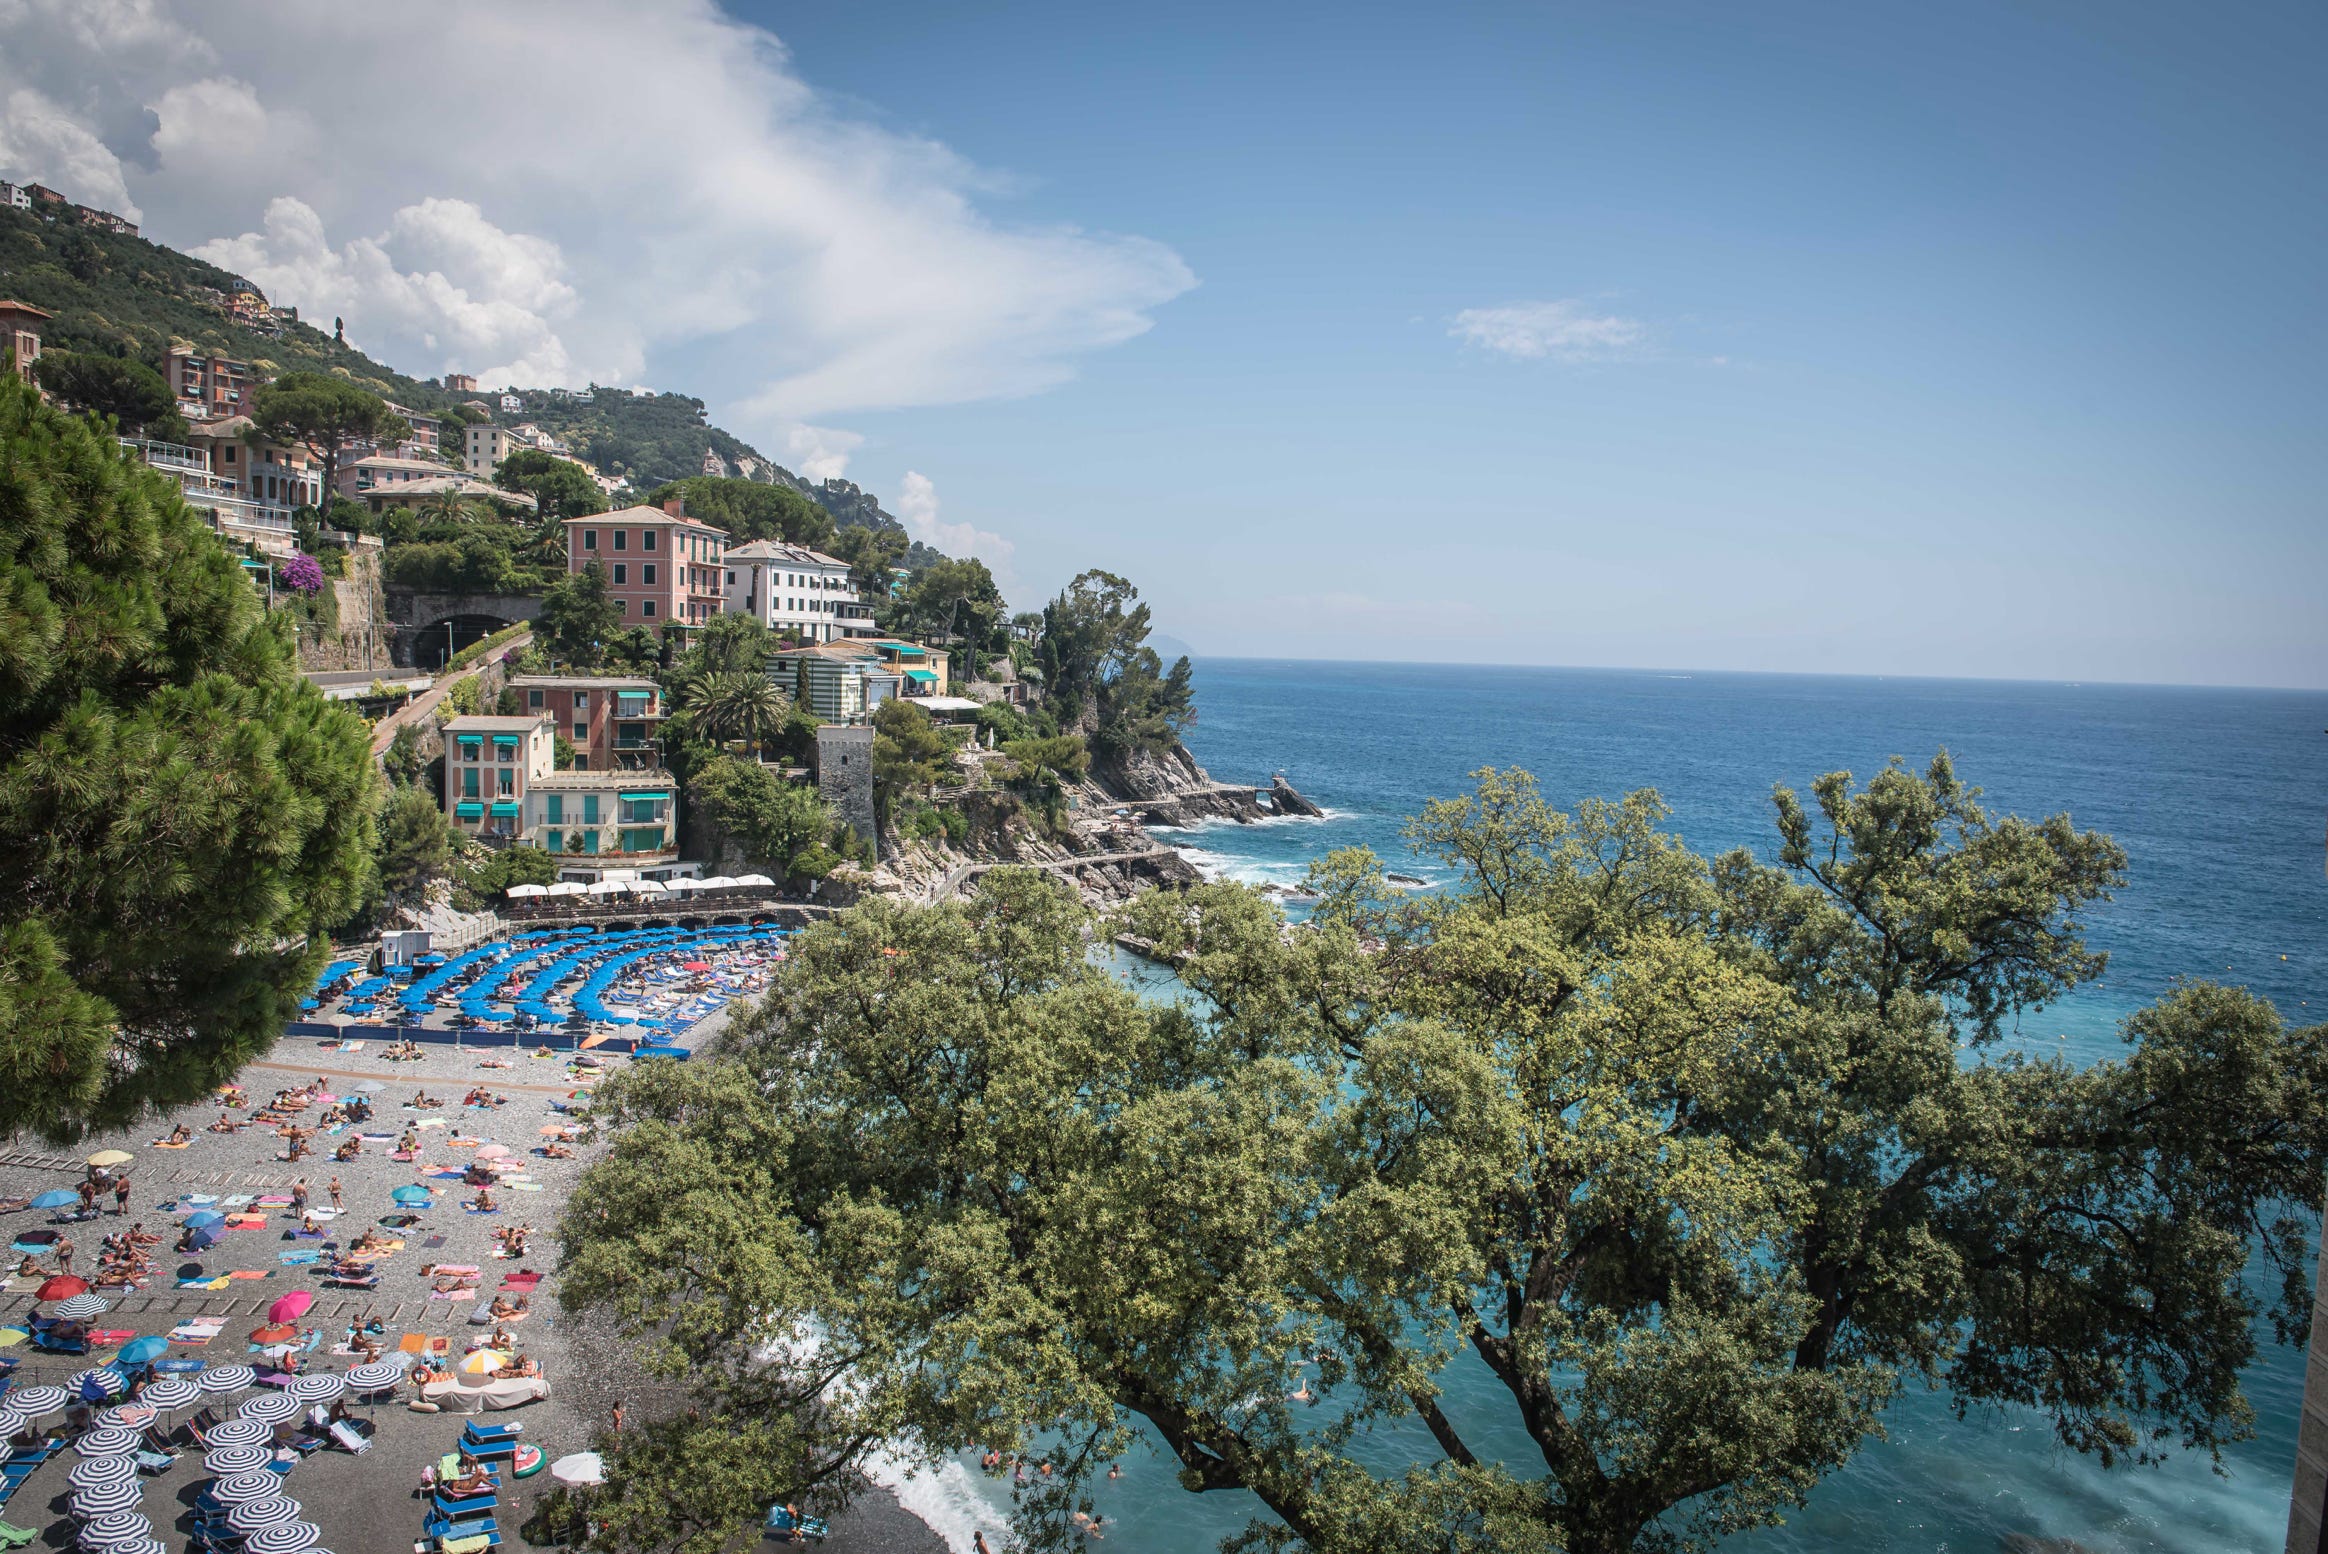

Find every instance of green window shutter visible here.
[546,795,563,824]
[583,796,600,823]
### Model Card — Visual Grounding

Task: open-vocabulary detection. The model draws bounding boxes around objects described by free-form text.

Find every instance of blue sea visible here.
[884,659,2328,1554]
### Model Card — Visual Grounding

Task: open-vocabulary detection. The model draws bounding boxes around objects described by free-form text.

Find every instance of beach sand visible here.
[0,1032,948,1553]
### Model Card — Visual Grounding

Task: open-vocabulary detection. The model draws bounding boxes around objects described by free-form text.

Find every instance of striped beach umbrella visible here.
[239,1391,302,1424]
[0,1408,26,1438]
[53,1292,110,1320]
[100,1404,156,1432]
[290,1372,345,1404]
[226,1494,302,1531]
[202,1417,270,1448]
[68,1479,142,1518]
[78,1510,153,1545]
[199,1364,258,1394]
[100,1541,166,1554]
[212,1473,287,1506]
[204,1445,272,1474]
[343,1360,405,1395]
[67,1454,137,1488]
[9,1383,70,1417]
[74,1425,141,1457]
[137,1376,200,1411]
[69,1365,125,1401]
[246,1522,322,1554]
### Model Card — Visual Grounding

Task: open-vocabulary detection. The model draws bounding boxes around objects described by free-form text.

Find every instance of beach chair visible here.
[182,1404,223,1444]
[29,1327,87,1355]
[436,1529,501,1554]
[0,1518,35,1548]
[433,1491,498,1520]
[462,1419,523,1444]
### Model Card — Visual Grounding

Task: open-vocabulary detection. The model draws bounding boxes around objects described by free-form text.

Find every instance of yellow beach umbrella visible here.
[86,1150,132,1169]
[458,1350,508,1375]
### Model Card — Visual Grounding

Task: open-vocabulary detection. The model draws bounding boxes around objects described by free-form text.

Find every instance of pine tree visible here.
[0,374,380,1139]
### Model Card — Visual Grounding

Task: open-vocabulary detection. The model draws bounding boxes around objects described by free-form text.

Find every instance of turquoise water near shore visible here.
[894,659,2328,1554]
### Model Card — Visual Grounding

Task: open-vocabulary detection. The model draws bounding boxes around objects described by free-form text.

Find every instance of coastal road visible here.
[368,630,533,757]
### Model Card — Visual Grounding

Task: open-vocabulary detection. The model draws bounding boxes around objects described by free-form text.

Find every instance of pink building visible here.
[562,499,729,633]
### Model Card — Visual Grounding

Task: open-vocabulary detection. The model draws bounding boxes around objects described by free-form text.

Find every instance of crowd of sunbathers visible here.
[461,1086,509,1108]
[492,1223,533,1258]
[382,1039,425,1062]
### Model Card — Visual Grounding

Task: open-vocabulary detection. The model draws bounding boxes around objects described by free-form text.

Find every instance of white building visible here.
[723,540,875,643]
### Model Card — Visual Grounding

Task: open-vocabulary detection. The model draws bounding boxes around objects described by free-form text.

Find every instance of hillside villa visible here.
[562,499,729,632]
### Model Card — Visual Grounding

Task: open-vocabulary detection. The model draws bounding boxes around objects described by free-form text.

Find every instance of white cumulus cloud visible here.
[0,0,1195,501]
[896,471,1011,566]
[1449,299,1646,362]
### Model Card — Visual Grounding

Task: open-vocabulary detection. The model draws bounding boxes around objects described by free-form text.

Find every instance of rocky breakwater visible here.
[1094,742,1324,826]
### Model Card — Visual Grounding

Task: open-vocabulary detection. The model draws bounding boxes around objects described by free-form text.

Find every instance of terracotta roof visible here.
[560,503,729,536]
[0,299,54,319]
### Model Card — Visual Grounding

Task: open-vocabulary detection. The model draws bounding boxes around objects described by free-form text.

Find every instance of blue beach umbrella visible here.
[31,1189,78,1209]
[120,1335,169,1364]
[390,1185,433,1206]
[184,1210,225,1228]
[185,1226,218,1251]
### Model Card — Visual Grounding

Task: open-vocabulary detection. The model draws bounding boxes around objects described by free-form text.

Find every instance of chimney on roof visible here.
[663,496,685,518]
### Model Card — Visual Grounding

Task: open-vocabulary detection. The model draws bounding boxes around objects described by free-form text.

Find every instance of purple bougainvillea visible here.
[279,553,326,595]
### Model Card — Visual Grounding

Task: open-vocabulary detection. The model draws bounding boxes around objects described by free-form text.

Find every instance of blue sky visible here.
[6,1,2320,685]
[715,0,2325,686]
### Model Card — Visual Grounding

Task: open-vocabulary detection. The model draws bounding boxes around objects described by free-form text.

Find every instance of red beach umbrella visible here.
[249,1322,297,1345]
[36,1275,90,1301]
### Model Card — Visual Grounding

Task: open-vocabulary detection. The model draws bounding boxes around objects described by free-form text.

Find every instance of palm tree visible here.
[685,670,786,755]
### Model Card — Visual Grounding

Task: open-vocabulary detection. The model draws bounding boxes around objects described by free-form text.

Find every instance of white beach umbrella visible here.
[734,873,775,887]
[547,881,589,896]
[505,883,549,899]
[550,1450,605,1485]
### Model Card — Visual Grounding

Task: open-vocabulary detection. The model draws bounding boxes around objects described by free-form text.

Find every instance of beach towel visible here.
[422,1236,446,1250]
[505,1183,544,1193]
[256,1195,293,1207]
[174,1278,229,1292]
[149,1140,191,1150]
[222,1195,254,1207]
[500,1273,541,1291]
[279,1252,320,1265]
[88,1328,135,1347]
[398,1333,430,1354]
[225,1269,272,1280]
[169,1318,224,1338]
[340,1041,364,1051]
[224,1215,266,1230]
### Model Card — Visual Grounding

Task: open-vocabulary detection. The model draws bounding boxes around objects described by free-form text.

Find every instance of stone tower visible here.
[815,724,878,863]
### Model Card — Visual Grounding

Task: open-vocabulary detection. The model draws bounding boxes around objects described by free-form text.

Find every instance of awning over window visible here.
[619,791,666,803]
[616,690,651,703]
[492,733,520,746]
[490,801,521,817]
[455,802,484,817]
[904,669,939,684]
[454,734,482,746]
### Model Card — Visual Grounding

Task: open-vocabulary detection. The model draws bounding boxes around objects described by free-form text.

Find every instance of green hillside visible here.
[0,206,934,557]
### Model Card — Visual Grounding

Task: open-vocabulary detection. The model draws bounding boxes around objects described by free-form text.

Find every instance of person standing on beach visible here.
[291,1179,308,1218]
[611,1400,625,1434]
[329,1177,343,1213]
[55,1236,73,1274]
[112,1177,130,1216]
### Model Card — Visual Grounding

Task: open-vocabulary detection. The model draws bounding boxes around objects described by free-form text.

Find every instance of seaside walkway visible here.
[927,845,1183,903]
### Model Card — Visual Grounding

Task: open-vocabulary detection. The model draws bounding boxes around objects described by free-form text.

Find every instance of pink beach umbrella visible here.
[266,1290,313,1325]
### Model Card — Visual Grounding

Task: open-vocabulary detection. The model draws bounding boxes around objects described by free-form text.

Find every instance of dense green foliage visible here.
[686,756,836,880]
[537,561,624,668]
[32,348,178,437]
[890,555,1008,672]
[557,759,2328,1554]
[247,372,406,519]
[377,786,452,898]
[1038,569,1195,767]
[1002,733,1090,794]
[0,374,379,1138]
[495,448,608,521]
[643,476,834,549]
[870,698,952,801]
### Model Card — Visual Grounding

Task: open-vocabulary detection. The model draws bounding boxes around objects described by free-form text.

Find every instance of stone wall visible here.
[294,548,397,673]
[814,725,878,864]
